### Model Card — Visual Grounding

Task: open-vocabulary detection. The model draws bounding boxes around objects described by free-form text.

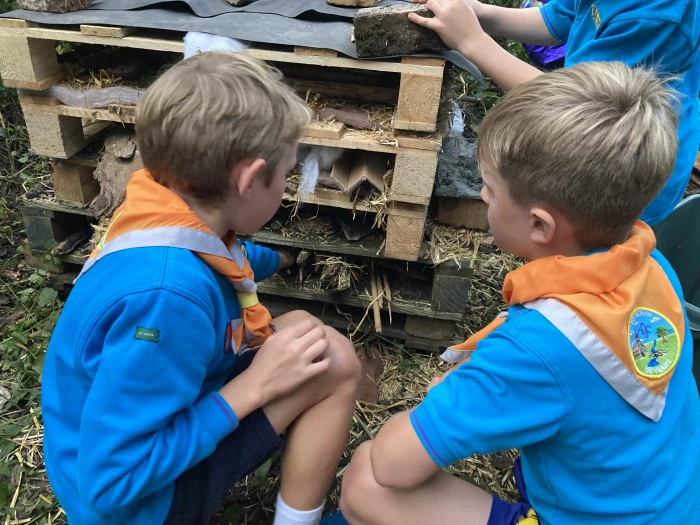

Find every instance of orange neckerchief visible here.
[90,169,274,350]
[451,223,685,396]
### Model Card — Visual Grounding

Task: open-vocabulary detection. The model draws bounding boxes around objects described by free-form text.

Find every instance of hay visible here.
[315,256,364,292]
[420,219,498,266]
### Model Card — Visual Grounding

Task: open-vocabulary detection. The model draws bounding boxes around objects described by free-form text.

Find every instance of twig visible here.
[382,269,392,324]
[369,268,382,334]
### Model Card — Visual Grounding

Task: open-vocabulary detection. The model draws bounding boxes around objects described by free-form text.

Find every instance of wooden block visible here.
[80,25,136,38]
[304,120,346,140]
[384,202,427,261]
[22,205,88,253]
[393,57,444,133]
[405,315,456,340]
[353,4,448,58]
[0,35,62,90]
[390,150,438,204]
[430,261,471,314]
[357,344,384,404]
[22,109,86,158]
[396,132,442,152]
[314,188,353,203]
[0,19,31,28]
[327,0,377,6]
[294,46,338,58]
[51,160,98,204]
[437,197,489,230]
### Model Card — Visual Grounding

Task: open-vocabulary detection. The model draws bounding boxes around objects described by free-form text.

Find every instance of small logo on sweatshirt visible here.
[628,309,680,378]
[134,326,160,343]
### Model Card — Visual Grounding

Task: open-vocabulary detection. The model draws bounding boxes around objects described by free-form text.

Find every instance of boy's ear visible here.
[529,206,556,246]
[232,158,267,199]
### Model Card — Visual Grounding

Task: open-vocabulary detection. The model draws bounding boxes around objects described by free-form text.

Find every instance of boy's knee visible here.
[326,327,362,390]
[340,442,376,519]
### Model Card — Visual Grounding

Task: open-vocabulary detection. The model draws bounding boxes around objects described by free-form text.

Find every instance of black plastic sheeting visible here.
[1,2,481,80]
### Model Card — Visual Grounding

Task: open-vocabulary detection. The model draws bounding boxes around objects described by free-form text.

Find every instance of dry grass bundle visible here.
[277,214,336,242]
[314,256,364,292]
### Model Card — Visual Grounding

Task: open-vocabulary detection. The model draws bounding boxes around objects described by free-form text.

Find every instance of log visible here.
[353,4,448,58]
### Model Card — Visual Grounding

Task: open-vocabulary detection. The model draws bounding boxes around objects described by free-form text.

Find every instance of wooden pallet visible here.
[21,192,472,316]
[0,19,445,132]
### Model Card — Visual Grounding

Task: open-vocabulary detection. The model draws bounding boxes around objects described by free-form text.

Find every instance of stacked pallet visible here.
[0,18,476,351]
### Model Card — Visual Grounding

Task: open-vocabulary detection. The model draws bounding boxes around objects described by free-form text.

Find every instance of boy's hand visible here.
[408,0,487,57]
[276,248,296,269]
[246,320,331,405]
[427,365,458,392]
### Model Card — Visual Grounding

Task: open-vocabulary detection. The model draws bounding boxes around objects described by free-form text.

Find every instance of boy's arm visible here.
[410,1,544,91]
[367,321,569,489]
[415,0,560,45]
[240,240,286,281]
[77,290,252,513]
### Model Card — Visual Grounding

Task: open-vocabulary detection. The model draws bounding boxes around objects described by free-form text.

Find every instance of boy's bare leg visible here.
[339,442,493,525]
[263,311,362,510]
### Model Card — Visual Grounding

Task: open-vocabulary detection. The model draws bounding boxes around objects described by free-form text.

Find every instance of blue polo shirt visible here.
[540,0,700,225]
[42,242,280,525]
[411,249,700,524]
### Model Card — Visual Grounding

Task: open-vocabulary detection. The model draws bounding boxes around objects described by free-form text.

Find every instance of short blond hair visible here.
[136,52,311,203]
[478,61,678,251]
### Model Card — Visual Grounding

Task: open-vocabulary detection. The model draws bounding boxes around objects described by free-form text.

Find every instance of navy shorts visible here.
[164,353,283,525]
[487,459,536,525]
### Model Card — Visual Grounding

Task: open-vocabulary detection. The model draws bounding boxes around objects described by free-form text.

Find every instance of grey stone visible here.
[353,4,448,58]
[434,134,482,199]
[18,0,92,13]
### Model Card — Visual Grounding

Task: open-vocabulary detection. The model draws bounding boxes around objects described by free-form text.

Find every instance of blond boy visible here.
[41,52,361,525]
[339,62,700,525]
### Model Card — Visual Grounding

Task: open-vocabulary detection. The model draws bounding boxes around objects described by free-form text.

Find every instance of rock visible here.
[18,0,92,12]
[434,134,482,199]
[353,4,448,58]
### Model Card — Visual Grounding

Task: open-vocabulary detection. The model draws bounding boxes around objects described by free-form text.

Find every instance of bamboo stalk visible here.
[370,269,382,333]
[382,269,392,324]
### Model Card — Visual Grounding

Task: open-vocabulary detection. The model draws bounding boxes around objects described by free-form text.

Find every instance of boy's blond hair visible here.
[136,51,311,203]
[478,61,679,251]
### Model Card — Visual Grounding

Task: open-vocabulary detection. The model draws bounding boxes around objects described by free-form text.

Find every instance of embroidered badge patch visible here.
[591,4,601,28]
[628,308,680,378]
[134,326,160,343]
[223,322,233,353]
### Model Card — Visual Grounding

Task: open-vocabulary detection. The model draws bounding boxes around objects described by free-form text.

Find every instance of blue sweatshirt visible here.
[411,249,700,524]
[541,0,700,225]
[41,242,280,525]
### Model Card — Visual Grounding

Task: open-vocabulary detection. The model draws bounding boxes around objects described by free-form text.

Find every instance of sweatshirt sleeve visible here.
[410,317,569,466]
[76,288,238,514]
[241,241,281,282]
[540,0,576,43]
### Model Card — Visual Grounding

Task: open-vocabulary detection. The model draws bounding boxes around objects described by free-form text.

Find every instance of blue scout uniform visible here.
[541,0,700,225]
[411,249,700,524]
[42,243,280,525]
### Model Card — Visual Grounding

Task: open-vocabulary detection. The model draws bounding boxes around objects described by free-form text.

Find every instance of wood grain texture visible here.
[80,25,136,38]
[0,35,62,89]
[393,56,444,132]
[430,261,471,314]
[390,150,438,204]
[22,109,85,158]
[51,161,98,204]
[384,201,427,261]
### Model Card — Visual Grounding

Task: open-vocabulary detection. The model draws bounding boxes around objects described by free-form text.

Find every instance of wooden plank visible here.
[287,78,398,105]
[243,228,387,259]
[305,120,346,140]
[80,25,136,38]
[283,191,376,212]
[0,27,445,74]
[294,46,338,58]
[21,205,89,252]
[0,34,62,90]
[384,202,427,261]
[51,160,98,205]
[404,315,458,340]
[256,279,463,321]
[430,261,471,314]
[327,0,377,6]
[437,197,489,230]
[390,150,438,204]
[22,108,86,158]
[393,56,444,132]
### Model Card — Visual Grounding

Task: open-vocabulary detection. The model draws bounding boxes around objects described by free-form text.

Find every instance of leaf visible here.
[37,288,58,307]
[223,504,245,524]
[0,482,8,509]
[248,458,272,489]
[17,155,28,164]
[2,424,22,438]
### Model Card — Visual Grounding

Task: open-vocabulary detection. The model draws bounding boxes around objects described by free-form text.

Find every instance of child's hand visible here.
[427,365,458,393]
[276,248,296,269]
[246,320,331,404]
[408,0,487,57]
